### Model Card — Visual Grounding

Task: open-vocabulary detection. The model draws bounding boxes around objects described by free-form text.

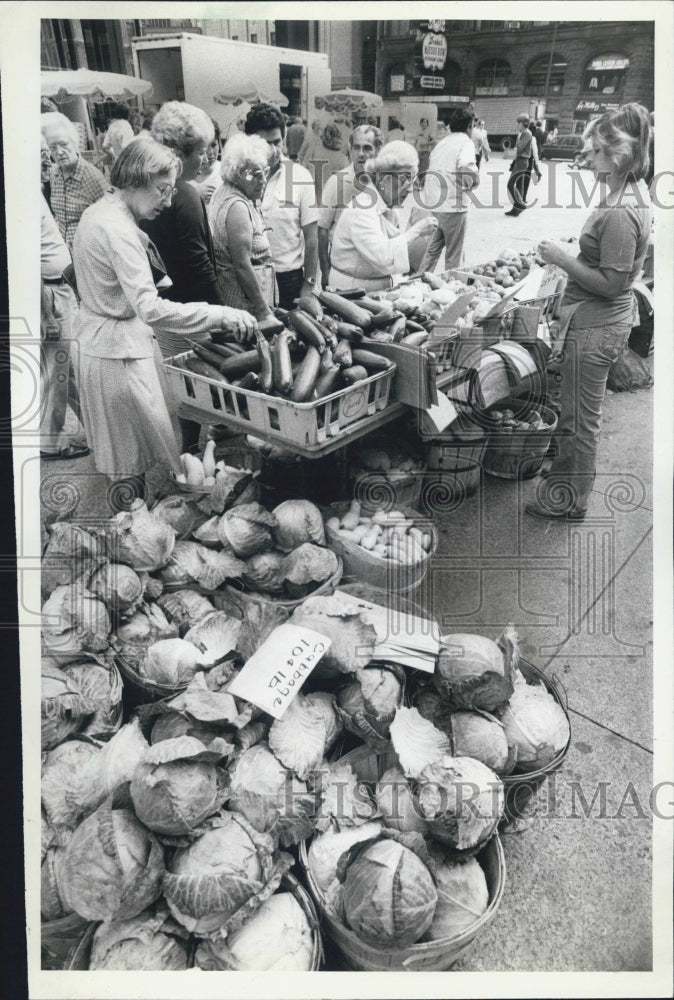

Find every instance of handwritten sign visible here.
[227,623,331,719]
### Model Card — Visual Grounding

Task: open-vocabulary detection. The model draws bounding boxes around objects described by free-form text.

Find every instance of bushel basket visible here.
[483,402,557,480]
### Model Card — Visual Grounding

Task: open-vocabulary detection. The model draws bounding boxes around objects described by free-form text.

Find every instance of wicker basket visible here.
[323,502,438,595]
[299,745,506,971]
[483,402,558,480]
[501,657,571,823]
[114,652,190,705]
[350,469,424,513]
[420,460,483,512]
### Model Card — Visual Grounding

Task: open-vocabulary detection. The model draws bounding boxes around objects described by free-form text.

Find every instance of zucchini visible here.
[191,341,232,371]
[318,290,372,330]
[297,295,323,321]
[334,322,364,343]
[333,339,353,368]
[389,316,408,342]
[319,347,335,373]
[205,340,243,359]
[288,310,326,353]
[257,314,286,338]
[182,357,225,382]
[342,365,369,384]
[290,346,322,402]
[313,365,342,399]
[236,372,261,391]
[217,349,262,378]
[271,331,294,394]
[401,331,428,347]
[350,349,394,372]
[255,333,273,393]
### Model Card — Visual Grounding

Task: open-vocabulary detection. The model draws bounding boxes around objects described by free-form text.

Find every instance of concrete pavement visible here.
[37,150,656,974]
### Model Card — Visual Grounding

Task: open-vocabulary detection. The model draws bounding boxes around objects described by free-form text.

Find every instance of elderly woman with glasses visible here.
[208,133,276,320]
[328,141,438,292]
[72,136,255,510]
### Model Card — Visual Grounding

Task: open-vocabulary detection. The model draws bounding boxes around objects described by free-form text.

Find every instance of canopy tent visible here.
[214,84,289,108]
[41,68,153,103]
[315,87,383,115]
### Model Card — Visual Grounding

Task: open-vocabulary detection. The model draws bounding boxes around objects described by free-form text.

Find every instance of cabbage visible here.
[104,499,176,571]
[241,551,286,594]
[307,820,383,894]
[89,905,191,970]
[268,695,332,779]
[41,659,94,750]
[336,665,404,747]
[499,672,570,771]
[130,736,228,835]
[163,811,291,938]
[218,503,278,558]
[312,761,379,833]
[420,849,489,941]
[61,658,123,739]
[282,543,339,598]
[183,611,241,667]
[434,628,516,711]
[150,712,224,746]
[195,891,314,970]
[60,799,164,922]
[157,589,215,635]
[151,495,206,539]
[87,563,144,616]
[158,540,245,590]
[141,638,207,688]
[228,744,314,847]
[450,710,510,774]
[41,522,106,598]
[41,738,102,840]
[197,469,259,516]
[41,810,55,862]
[375,767,429,835]
[42,583,111,661]
[389,706,451,779]
[161,666,244,728]
[191,516,222,548]
[416,755,504,852]
[339,834,437,948]
[302,691,342,751]
[113,603,177,669]
[290,594,377,675]
[41,847,72,920]
[272,500,325,553]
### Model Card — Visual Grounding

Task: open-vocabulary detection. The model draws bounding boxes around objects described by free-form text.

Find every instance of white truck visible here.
[131,32,331,134]
[471,97,541,150]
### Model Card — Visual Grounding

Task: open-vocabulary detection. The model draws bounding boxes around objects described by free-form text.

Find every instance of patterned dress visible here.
[208,182,276,311]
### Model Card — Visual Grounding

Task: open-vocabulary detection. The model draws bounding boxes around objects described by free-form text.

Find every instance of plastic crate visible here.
[165,351,395,453]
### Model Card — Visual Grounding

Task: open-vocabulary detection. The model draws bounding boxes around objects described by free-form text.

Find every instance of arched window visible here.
[475,58,511,94]
[582,53,629,95]
[524,53,567,96]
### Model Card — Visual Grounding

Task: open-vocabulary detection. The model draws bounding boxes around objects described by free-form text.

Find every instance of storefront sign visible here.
[575,100,620,114]
[421,32,448,71]
[475,86,509,96]
[420,75,445,90]
[589,56,630,71]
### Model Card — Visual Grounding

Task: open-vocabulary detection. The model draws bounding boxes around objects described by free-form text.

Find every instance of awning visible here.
[41,68,152,102]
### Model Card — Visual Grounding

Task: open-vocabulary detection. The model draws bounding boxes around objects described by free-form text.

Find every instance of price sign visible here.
[228,623,331,719]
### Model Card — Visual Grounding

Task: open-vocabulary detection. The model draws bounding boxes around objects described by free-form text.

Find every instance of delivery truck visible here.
[471,97,541,150]
[131,32,331,134]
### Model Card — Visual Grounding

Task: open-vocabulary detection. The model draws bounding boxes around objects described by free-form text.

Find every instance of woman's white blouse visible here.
[329,181,409,284]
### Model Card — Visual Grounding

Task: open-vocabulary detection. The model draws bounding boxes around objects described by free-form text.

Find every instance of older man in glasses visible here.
[41,113,107,252]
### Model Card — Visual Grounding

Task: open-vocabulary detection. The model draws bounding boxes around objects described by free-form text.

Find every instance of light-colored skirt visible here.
[78,340,182,477]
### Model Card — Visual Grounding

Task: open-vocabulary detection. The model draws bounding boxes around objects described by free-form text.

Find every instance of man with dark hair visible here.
[245,103,319,308]
[505,114,534,217]
[418,107,479,272]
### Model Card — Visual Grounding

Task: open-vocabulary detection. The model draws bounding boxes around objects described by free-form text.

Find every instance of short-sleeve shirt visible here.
[421,132,478,213]
[317,164,357,237]
[49,156,107,252]
[260,159,318,273]
[563,182,652,327]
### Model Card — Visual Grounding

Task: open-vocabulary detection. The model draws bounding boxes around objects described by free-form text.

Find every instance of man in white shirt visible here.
[246,103,319,309]
[471,119,491,171]
[417,108,480,272]
[318,123,383,288]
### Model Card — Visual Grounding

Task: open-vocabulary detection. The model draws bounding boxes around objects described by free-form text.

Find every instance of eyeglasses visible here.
[155,183,177,201]
[380,171,415,184]
[243,167,270,182]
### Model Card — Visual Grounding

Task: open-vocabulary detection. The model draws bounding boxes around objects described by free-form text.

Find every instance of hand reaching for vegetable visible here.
[221,306,257,343]
[537,240,570,268]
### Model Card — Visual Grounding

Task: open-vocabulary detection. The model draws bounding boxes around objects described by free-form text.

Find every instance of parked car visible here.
[540,134,585,161]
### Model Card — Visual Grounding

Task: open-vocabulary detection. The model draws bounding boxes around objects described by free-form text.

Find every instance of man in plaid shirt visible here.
[41,113,107,252]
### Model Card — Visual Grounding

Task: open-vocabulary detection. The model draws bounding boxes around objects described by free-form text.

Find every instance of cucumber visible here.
[290,346,321,402]
[318,290,372,330]
[350,349,394,372]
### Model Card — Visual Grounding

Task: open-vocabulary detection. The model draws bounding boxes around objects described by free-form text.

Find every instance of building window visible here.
[582,53,629,94]
[250,33,257,44]
[474,58,511,94]
[231,35,238,41]
[524,53,567,96]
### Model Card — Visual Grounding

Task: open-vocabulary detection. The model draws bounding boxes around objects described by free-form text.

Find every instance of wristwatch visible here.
[304,275,316,287]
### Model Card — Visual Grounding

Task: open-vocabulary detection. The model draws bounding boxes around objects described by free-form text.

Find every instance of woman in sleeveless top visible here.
[208,134,276,319]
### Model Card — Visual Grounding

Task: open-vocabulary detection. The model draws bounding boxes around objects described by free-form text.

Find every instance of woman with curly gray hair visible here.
[208,133,276,319]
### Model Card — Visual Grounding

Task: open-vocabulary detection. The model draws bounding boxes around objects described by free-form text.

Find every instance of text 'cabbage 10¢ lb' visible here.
[227,623,332,719]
